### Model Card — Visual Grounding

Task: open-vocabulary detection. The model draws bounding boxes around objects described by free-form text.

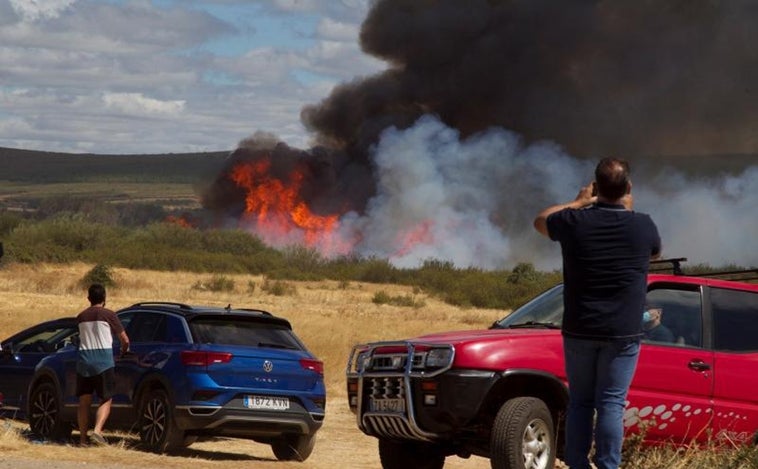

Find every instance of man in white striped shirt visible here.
[76,283,129,446]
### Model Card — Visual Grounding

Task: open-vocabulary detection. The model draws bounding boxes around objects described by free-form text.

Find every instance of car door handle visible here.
[687,359,711,372]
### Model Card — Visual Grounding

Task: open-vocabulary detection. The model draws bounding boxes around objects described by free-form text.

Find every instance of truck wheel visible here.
[490,397,555,469]
[28,381,72,441]
[271,433,316,461]
[378,439,445,469]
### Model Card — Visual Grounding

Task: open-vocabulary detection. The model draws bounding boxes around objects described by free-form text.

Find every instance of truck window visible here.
[645,286,703,347]
[712,288,758,352]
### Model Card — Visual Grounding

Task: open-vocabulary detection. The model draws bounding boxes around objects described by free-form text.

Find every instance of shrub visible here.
[8,216,120,263]
[356,258,400,284]
[81,264,116,288]
[261,277,297,296]
[372,290,426,308]
[0,211,24,236]
[507,262,539,283]
[372,290,392,305]
[192,275,235,292]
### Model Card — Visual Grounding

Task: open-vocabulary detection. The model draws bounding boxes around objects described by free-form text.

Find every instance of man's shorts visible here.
[76,368,116,401]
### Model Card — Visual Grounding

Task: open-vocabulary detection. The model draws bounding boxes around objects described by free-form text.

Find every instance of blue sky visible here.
[0,0,384,154]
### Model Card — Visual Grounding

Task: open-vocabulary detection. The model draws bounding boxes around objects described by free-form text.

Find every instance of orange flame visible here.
[228,158,350,253]
[392,220,434,258]
[165,214,194,228]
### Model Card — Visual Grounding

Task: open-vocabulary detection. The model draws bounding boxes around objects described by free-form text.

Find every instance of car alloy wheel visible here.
[29,381,71,440]
[139,389,184,452]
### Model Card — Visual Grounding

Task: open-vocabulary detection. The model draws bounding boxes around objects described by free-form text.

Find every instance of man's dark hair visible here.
[87,283,106,305]
[595,157,630,200]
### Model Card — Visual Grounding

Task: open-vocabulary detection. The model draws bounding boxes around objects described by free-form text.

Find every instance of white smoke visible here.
[638,166,758,268]
[336,115,581,268]
[335,115,758,270]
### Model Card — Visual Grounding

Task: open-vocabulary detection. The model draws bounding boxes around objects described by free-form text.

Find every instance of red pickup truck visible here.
[346,263,758,469]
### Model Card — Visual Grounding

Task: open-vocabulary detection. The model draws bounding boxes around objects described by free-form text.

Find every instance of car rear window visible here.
[189,317,304,350]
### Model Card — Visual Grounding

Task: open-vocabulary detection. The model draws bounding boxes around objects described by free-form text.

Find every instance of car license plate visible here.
[243,395,290,411]
[369,398,405,413]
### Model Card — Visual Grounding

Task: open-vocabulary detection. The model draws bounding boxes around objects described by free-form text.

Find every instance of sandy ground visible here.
[1,397,495,469]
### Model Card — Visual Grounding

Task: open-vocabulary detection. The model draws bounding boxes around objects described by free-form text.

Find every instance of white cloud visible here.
[0,0,386,154]
[9,0,75,21]
[316,17,359,42]
[102,92,185,116]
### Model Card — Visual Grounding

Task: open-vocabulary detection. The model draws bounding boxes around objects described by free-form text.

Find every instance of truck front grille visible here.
[361,414,433,441]
[368,377,404,399]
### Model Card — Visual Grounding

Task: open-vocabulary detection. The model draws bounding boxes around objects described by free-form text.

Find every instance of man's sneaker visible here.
[90,433,107,446]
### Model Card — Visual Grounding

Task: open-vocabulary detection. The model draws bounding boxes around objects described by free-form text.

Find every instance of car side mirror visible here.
[70,334,80,348]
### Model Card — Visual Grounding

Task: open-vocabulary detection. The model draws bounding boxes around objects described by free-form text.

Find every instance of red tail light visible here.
[182,351,233,366]
[300,358,324,375]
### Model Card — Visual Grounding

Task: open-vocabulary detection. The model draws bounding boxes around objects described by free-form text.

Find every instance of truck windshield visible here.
[491,284,564,329]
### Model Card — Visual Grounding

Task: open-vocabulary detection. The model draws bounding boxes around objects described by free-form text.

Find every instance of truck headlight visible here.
[425,348,453,368]
[355,351,370,372]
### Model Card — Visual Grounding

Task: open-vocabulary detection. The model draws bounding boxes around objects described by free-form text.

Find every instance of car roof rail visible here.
[235,308,273,316]
[650,257,688,275]
[129,301,193,310]
[222,304,273,316]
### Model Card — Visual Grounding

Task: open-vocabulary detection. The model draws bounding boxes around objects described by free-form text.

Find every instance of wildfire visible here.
[392,220,435,258]
[165,214,194,228]
[228,157,349,253]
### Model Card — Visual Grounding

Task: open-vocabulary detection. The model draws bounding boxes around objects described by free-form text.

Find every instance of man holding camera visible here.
[534,157,661,469]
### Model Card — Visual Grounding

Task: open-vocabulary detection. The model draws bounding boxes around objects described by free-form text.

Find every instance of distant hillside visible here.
[0,147,229,184]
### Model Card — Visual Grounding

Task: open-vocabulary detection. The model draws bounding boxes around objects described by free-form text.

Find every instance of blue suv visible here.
[27,302,325,461]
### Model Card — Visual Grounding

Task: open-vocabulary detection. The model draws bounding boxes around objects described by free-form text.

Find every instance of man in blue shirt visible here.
[76,283,129,446]
[534,157,661,469]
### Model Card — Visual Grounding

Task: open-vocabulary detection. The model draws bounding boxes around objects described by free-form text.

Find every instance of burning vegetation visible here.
[199,0,758,270]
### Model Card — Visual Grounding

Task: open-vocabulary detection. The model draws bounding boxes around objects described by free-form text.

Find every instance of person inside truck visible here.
[642,304,674,343]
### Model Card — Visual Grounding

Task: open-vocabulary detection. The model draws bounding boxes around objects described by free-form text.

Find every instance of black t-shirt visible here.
[547,202,661,340]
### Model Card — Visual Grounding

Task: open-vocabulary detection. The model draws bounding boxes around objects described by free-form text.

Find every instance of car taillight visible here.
[300,358,324,375]
[181,351,233,366]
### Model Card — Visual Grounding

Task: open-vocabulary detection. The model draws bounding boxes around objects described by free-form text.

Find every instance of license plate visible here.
[369,398,405,413]
[243,395,290,411]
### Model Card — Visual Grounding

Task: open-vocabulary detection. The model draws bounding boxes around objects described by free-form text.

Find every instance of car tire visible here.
[271,433,316,461]
[490,396,555,469]
[139,388,184,452]
[378,439,445,469]
[28,381,72,441]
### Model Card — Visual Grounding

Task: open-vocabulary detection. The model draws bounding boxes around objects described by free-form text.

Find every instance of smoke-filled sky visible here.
[3,0,755,269]
[203,0,757,269]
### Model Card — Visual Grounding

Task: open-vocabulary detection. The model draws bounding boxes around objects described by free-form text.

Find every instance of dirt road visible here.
[0,397,492,469]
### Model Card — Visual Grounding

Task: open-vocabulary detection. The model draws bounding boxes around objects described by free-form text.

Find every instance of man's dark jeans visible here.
[563,336,640,469]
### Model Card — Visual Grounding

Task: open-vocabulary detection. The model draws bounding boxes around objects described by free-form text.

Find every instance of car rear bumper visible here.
[174,403,324,437]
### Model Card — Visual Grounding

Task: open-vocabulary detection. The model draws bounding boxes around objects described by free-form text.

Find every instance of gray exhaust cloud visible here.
[203,0,758,269]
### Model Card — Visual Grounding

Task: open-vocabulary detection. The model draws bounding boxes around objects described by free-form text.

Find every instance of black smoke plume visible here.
[202,0,758,269]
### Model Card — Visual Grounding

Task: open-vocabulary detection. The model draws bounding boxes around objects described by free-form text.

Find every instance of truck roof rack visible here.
[650,257,687,275]
[689,268,758,282]
[649,258,758,281]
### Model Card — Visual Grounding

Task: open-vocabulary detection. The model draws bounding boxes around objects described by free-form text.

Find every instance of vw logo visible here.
[263,360,274,373]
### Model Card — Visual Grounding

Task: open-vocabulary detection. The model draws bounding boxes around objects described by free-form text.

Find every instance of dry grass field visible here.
[0,262,503,469]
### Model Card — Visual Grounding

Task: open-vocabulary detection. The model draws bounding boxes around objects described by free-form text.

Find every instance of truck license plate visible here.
[369,398,405,413]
